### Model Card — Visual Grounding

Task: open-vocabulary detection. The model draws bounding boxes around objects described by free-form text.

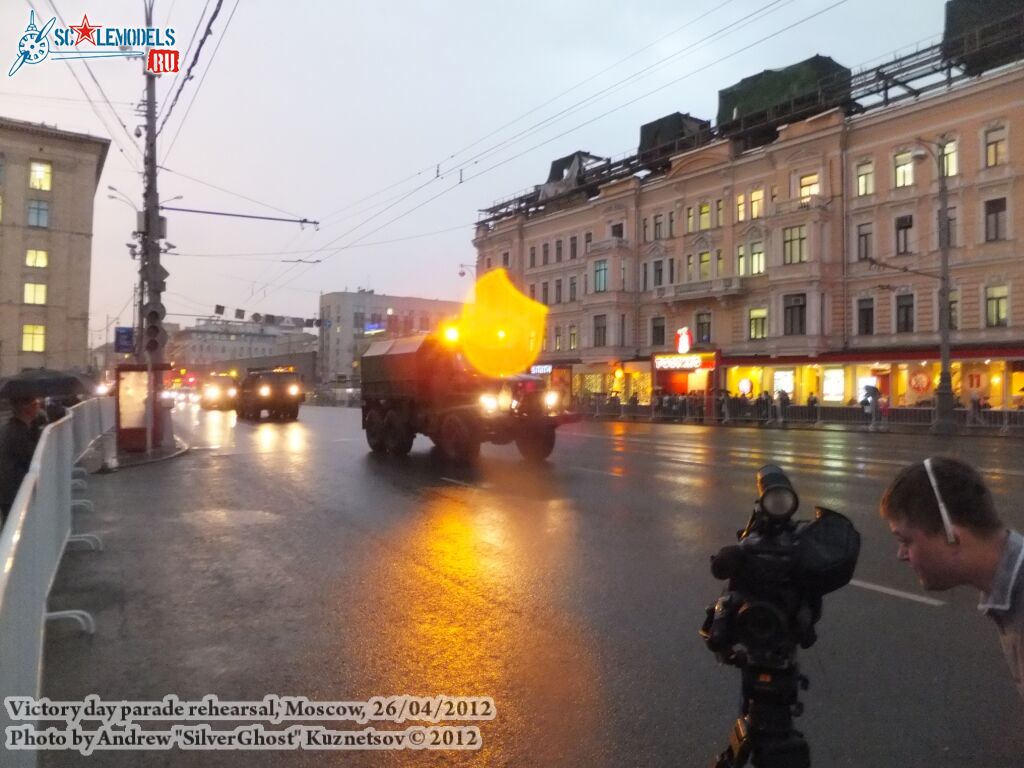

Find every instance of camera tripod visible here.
[713,661,810,768]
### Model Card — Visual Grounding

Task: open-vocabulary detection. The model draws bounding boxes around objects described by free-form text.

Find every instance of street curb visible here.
[108,436,191,471]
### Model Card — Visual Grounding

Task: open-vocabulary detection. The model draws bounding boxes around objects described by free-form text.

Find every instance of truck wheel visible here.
[384,410,414,456]
[365,410,387,453]
[439,413,480,464]
[516,427,556,462]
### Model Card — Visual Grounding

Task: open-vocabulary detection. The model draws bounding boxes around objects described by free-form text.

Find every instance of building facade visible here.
[165,318,316,369]
[0,117,109,377]
[473,62,1024,410]
[319,290,462,384]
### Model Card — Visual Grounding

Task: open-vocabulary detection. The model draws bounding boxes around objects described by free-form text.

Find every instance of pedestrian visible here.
[0,397,43,528]
[880,457,1024,701]
[807,392,819,408]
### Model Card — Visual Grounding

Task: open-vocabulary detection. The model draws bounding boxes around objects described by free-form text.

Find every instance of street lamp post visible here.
[913,137,955,434]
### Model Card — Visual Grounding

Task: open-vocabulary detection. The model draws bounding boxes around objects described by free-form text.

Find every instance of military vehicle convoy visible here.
[360,333,573,463]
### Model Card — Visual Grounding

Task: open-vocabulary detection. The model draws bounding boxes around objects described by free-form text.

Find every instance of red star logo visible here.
[69,14,102,46]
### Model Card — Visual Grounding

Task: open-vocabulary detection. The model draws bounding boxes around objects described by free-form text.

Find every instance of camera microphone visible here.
[711,545,746,580]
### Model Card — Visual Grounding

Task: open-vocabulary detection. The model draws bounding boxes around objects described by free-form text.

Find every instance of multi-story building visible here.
[319,290,462,384]
[473,15,1024,410]
[166,318,316,368]
[0,117,109,377]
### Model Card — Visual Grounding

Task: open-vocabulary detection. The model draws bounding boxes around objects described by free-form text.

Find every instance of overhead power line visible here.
[157,0,211,122]
[157,0,224,135]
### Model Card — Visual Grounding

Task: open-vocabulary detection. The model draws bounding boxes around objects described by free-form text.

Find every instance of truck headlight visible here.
[544,390,560,409]
[479,394,499,413]
[228,387,237,397]
[259,385,271,397]
[288,384,300,396]
[207,386,221,400]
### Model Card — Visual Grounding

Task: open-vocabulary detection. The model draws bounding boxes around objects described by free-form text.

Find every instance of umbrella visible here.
[863,384,881,399]
[0,369,90,399]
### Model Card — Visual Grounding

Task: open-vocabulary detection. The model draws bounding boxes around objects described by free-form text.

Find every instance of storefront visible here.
[722,346,1024,409]
[571,360,654,405]
[652,351,719,395]
[529,363,574,399]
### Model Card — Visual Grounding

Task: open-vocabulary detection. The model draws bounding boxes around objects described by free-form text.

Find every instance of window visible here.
[750,241,765,274]
[21,324,45,352]
[783,294,806,335]
[555,279,562,304]
[24,283,46,304]
[541,282,549,305]
[686,207,694,232]
[653,259,663,287]
[554,326,562,352]
[749,308,767,340]
[986,286,1008,328]
[736,193,746,222]
[593,315,607,347]
[502,251,509,267]
[651,317,665,347]
[686,254,694,281]
[29,161,51,191]
[894,151,914,188]
[782,225,807,264]
[798,173,819,203]
[856,161,874,196]
[942,140,958,177]
[569,276,577,302]
[896,294,914,333]
[858,298,874,335]
[716,249,723,277]
[485,257,492,270]
[736,245,746,276]
[26,249,48,267]
[750,189,764,219]
[643,218,649,243]
[896,215,913,255]
[716,200,723,227]
[569,325,578,351]
[986,126,1007,168]
[529,246,536,268]
[857,223,872,261]
[669,257,675,284]
[27,200,49,227]
[542,243,549,265]
[985,198,1007,242]
[555,240,563,262]
[570,236,577,260]
[669,211,675,237]
[696,312,711,343]
[584,232,593,252]
[529,284,536,300]
[642,263,648,292]
[698,202,711,230]
[610,223,624,239]
[699,251,711,280]
[653,214,663,240]
[594,259,608,292]
[948,289,959,331]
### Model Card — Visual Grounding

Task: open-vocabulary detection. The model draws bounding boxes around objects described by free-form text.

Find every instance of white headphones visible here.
[923,458,958,544]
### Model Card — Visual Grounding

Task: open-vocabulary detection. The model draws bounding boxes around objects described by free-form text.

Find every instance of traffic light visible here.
[143,301,167,357]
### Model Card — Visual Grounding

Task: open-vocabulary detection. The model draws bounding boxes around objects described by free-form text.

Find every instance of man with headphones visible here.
[880,457,1024,701]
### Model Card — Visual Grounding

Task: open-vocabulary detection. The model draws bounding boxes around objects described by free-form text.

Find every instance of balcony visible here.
[670,276,748,299]
[769,194,829,218]
[587,237,631,256]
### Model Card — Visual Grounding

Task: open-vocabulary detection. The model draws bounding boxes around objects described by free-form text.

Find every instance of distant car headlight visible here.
[228,387,237,397]
[189,393,201,403]
[544,390,560,409]
[259,385,271,397]
[288,384,300,396]
[161,390,175,400]
[479,394,498,413]
[95,383,110,396]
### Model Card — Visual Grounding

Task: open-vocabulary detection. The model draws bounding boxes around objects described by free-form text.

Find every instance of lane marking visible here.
[441,477,474,487]
[570,465,625,478]
[850,579,945,606]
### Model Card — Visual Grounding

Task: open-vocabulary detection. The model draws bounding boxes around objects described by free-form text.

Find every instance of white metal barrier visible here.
[0,396,113,767]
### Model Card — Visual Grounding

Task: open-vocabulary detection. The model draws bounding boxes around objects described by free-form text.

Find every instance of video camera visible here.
[700,465,860,768]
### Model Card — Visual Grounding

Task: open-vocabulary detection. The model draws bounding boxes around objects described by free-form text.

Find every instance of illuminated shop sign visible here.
[675,326,693,354]
[823,369,845,401]
[653,353,715,371]
[530,364,553,375]
[773,370,794,395]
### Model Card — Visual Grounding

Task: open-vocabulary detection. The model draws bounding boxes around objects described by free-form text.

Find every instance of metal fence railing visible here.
[0,396,113,768]
[577,398,1024,434]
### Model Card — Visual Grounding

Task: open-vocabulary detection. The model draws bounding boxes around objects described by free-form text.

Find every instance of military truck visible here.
[360,333,574,463]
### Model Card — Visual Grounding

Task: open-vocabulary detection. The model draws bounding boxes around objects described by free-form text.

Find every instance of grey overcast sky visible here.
[1,0,950,347]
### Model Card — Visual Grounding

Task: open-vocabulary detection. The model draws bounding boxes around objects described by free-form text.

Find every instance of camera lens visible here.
[737,601,786,646]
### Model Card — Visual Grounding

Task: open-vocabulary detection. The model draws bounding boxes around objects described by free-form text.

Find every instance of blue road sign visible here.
[114,326,135,353]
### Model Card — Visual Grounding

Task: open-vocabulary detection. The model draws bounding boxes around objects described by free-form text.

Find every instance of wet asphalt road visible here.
[40,405,1024,767]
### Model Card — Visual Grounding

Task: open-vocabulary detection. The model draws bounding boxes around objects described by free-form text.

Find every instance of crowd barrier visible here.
[0,396,114,767]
